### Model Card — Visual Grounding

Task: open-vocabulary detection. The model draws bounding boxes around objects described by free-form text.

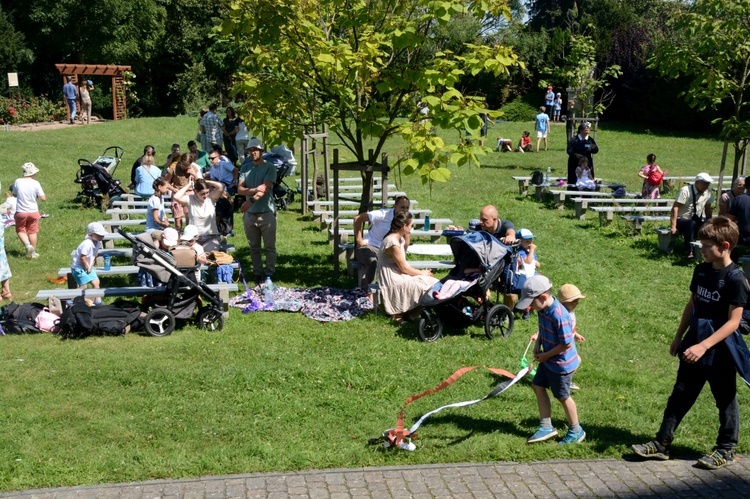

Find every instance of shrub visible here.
[499,97,538,122]
[0,95,67,124]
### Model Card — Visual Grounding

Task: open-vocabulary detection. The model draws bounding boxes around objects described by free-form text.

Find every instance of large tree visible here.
[220,0,522,208]
[652,0,750,179]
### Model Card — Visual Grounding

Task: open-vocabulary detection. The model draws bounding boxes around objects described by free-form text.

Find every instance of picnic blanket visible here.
[229,286,373,322]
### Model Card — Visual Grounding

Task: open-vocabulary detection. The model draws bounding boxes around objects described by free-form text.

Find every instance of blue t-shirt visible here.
[63,83,77,100]
[535,112,549,132]
[538,298,579,374]
[134,165,162,197]
[545,91,554,106]
[518,248,538,263]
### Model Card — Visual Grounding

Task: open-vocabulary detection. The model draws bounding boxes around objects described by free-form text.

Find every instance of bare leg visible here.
[536,138,541,152]
[28,233,38,249]
[559,396,579,426]
[533,385,552,419]
[17,232,30,247]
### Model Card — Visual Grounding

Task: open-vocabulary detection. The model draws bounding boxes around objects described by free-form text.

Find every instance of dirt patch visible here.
[3,118,105,132]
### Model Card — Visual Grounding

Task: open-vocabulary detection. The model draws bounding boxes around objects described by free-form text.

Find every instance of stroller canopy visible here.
[449,231,509,272]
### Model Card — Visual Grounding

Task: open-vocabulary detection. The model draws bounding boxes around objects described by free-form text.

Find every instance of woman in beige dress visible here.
[377,211,438,321]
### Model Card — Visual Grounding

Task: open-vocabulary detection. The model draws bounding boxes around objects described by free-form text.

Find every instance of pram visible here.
[417,231,516,342]
[262,151,295,211]
[74,146,127,208]
[118,229,226,336]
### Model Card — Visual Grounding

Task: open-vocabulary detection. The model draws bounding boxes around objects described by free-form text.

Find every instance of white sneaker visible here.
[25,246,34,258]
[30,251,40,259]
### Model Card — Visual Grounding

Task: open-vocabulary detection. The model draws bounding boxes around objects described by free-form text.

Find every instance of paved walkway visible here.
[3,458,750,498]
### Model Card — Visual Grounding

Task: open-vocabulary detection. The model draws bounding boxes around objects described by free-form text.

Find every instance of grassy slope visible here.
[0,118,747,491]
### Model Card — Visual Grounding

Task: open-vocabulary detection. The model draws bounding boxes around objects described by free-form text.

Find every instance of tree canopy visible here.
[221,0,522,197]
[651,0,750,174]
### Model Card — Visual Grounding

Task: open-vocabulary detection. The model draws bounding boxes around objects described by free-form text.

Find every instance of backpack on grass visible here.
[0,302,45,334]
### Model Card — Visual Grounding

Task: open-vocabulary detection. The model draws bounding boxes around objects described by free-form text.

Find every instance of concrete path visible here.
[3,458,750,498]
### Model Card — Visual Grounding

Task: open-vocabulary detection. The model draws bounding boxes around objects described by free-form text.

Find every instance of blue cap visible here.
[516,228,534,240]
[87,80,93,86]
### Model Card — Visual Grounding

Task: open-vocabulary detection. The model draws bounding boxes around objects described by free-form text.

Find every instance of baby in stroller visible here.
[417,231,516,342]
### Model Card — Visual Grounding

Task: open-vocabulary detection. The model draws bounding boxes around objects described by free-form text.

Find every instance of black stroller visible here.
[74,146,127,208]
[262,151,295,211]
[417,231,515,342]
[119,229,226,336]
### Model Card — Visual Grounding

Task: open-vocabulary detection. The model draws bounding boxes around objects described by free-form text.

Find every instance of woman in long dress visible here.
[377,211,438,321]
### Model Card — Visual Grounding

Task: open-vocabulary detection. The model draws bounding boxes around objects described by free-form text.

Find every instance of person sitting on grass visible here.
[516,131,532,153]
[517,275,585,445]
[70,222,108,305]
[632,216,750,470]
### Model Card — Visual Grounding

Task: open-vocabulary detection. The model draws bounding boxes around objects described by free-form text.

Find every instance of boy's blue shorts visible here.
[71,267,98,286]
[532,363,574,400]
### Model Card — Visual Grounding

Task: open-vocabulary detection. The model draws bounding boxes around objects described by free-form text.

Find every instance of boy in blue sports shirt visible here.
[632,217,749,469]
[517,275,585,444]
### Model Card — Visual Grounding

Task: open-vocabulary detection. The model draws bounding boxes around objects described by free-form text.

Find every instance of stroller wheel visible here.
[145,308,176,337]
[196,306,224,331]
[485,304,514,340]
[418,310,443,342]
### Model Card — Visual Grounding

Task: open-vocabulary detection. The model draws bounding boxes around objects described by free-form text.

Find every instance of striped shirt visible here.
[538,298,580,374]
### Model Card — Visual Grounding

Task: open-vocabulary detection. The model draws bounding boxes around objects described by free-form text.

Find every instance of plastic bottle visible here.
[103,255,111,271]
[264,277,275,305]
[463,306,472,317]
[545,167,551,185]
[423,215,431,232]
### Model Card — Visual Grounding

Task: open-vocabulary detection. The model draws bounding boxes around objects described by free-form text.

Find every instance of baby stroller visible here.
[74,146,127,208]
[417,231,515,342]
[262,151,295,211]
[119,229,226,336]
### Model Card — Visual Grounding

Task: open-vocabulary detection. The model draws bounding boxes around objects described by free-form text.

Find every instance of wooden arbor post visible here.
[331,148,389,280]
[55,64,132,121]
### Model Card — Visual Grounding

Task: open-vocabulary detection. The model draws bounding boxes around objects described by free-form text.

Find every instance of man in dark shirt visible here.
[479,205,516,244]
[728,182,750,246]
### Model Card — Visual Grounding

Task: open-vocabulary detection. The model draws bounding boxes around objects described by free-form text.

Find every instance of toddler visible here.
[575,157,597,191]
[517,228,539,320]
[638,153,666,199]
[70,222,108,304]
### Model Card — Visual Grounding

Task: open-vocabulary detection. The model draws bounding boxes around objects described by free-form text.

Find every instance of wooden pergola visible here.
[55,64,132,121]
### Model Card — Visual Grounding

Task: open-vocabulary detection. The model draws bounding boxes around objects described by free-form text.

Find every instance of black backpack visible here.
[58,297,143,339]
[530,170,544,186]
[0,302,44,334]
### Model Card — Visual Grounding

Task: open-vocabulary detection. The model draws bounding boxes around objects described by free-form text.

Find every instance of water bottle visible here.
[103,254,111,271]
[264,277,275,305]
[463,306,472,317]
[545,167,551,185]
[423,215,431,232]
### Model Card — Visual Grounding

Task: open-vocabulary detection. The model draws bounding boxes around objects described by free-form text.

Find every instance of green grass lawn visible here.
[0,117,747,491]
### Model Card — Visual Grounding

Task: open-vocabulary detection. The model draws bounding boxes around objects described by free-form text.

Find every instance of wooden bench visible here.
[573,197,672,220]
[623,216,672,232]
[313,208,432,222]
[348,259,453,287]
[337,242,452,264]
[301,183,396,193]
[106,208,173,220]
[308,199,418,211]
[58,262,239,278]
[324,217,453,232]
[548,189,637,209]
[34,283,239,318]
[330,228,441,244]
[296,177,382,186]
[591,206,672,225]
[512,175,566,196]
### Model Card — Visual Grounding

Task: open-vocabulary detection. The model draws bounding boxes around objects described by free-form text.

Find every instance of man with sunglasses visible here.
[207,149,238,195]
[238,138,278,283]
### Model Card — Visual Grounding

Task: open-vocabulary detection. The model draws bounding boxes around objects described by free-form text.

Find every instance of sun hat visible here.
[516,228,534,240]
[695,172,713,183]
[150,230,163,242]
[181,224,199,241]
[86,222,108,237]
[558,284,586,303]
[87,80,93,86]
[21,162,39,177]
[161,227,179,247]
[246,137,264,151]
[516,275,553,310]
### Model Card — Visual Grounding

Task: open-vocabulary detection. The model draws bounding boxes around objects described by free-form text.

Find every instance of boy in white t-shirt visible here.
[70,223,108,303]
